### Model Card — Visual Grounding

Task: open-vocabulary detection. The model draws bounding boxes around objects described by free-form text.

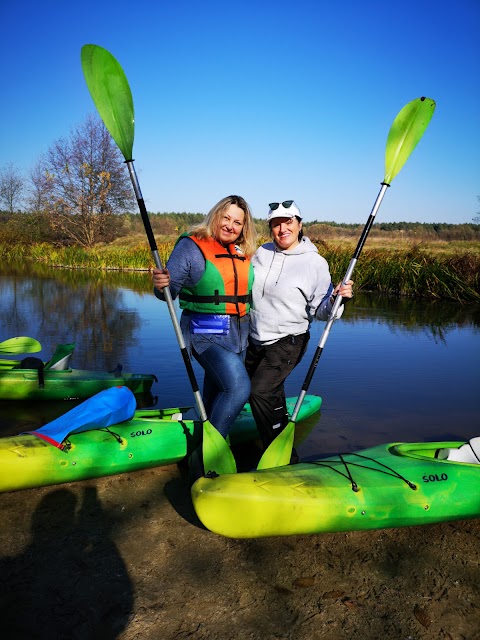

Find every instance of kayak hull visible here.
[0,395,322,492]
[191,441,480,538]
[0,368,155,400]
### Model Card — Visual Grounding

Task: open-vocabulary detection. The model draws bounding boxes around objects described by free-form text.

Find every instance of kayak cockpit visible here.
[391,439,480,464]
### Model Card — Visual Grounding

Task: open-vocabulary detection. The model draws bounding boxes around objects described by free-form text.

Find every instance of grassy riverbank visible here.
[1,236,479,303]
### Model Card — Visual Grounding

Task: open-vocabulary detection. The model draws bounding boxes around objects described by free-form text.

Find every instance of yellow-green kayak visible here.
[0,395,322,493]
[192,440,480,537]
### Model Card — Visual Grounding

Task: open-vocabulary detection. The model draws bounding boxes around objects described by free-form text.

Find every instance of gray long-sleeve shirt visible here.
[249,237,343,345]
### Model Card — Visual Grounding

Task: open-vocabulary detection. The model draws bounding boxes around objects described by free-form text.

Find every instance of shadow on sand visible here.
[0,486,133,639]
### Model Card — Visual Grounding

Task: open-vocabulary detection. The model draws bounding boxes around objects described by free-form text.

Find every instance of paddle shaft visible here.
[125,161,208,423]
[291,181,389,422]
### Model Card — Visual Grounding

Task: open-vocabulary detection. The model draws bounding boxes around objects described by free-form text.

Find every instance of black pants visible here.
[245,332,310,451]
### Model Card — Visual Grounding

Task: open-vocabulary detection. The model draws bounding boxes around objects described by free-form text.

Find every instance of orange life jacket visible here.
[179,235,253,317]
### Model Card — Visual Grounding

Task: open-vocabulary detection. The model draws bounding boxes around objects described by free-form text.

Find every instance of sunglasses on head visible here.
[269,200,294,211]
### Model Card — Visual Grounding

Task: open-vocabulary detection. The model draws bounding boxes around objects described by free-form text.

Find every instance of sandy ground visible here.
[0,462,479,640]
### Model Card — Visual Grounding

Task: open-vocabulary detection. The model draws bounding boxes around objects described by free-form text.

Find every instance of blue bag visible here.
[190,313,230,335]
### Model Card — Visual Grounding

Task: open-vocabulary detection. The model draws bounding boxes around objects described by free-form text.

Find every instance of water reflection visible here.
[0,265,151,371]
[0,259,151,292]
[352,294,480,342]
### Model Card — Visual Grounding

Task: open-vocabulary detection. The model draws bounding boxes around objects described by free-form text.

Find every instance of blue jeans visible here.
[193,345,251,438]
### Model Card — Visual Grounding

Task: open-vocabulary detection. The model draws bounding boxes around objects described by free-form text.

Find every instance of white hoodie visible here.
[249,237,343,345]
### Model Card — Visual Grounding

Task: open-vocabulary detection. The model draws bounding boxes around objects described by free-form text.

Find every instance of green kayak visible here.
[0,342,156,400]
[191,440,480,538]
[0,368,156,400]
[0,395,322,493]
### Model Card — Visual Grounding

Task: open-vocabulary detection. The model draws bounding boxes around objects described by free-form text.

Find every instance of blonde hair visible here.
[189,195,257,257]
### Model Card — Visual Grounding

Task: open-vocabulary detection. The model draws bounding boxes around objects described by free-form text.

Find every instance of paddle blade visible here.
[257,421,295,470]
[202,421,237,475]
[0,337,41,354]
[384,97,436,184]
[81,44,135,161]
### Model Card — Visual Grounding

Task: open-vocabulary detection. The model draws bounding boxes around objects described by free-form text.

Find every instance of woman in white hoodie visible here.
[245,200,353,463]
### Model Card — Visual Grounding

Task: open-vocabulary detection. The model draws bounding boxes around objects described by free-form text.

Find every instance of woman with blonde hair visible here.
[153,195,256,475]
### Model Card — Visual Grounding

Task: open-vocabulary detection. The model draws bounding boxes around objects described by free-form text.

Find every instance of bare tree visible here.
[0,163,25,213]
[474,196,480,224]
[28,162,51,214]
[30,114,135,247]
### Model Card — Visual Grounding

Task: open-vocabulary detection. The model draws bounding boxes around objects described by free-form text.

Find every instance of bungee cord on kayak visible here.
[308,453,418,492]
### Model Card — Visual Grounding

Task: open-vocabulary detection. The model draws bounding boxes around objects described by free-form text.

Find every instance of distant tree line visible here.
[302,219,480,233]
[2,209,479,247]
[302,220,480,243]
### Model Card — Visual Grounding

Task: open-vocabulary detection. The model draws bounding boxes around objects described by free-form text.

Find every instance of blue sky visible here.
[1,0,478,223]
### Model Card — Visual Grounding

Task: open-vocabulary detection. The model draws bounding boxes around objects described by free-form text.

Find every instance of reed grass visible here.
[0,242,172,272]
[325,246,480,303]
[0,240,478,303]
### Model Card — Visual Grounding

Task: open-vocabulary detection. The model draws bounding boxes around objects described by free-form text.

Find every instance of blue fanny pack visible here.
[190,313,230,335]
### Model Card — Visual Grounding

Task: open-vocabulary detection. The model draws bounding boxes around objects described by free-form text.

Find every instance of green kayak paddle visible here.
[0,337,42,355]
[258,97,436,471]
[81,44,236,476]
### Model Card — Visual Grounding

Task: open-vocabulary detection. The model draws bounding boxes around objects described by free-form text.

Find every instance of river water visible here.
[0,264,478,457]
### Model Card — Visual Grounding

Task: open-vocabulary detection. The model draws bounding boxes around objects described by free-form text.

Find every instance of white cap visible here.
[267,200,302,222]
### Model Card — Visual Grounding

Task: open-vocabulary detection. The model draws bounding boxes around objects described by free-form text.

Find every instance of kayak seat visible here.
[14,356,45,388]
[44,343,75,371]
[109,363,123,376]
[471,437,480,460]
[446,437,480,464]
